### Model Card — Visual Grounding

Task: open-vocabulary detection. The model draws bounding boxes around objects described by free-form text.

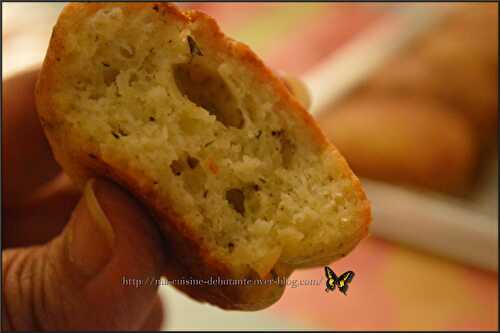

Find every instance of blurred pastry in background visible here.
[319,96,478,194]
[359,4,498,147]
[320,4,497,195]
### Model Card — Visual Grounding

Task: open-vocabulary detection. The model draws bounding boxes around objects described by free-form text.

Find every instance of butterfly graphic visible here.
[324,266,355,295]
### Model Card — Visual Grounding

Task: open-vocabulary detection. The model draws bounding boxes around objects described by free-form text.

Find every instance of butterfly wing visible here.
[324,266,338,291]
[325,266,337,280]
[337,271,355,295]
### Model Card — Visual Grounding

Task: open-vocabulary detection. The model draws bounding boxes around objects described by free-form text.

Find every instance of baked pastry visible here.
[322,4,496,195]
[320,95,479,194]
[360,4,498,147]
[36,3,370,310]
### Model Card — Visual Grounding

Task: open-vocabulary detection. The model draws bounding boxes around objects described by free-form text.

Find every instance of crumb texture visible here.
[42,4,368,278]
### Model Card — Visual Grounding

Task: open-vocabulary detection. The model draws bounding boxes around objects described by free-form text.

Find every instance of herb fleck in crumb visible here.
[226,188,245,215]
[271,130,283,137]
[112,131,120,139]
[149,116,156,122]
[187,36,203,57]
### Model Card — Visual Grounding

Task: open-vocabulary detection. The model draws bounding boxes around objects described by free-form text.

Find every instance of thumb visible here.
[2,178,166,330]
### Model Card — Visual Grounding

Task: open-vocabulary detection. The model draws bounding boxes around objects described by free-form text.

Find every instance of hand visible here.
[2,67,166,330]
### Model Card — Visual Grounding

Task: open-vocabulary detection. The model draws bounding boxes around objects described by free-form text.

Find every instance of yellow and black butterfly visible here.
[324,266,355,295]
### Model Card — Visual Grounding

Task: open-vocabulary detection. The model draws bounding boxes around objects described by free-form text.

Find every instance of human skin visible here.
[2,67,167,330]
[1,65,310,329]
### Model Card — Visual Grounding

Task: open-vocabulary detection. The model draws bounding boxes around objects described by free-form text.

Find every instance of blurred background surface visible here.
[2,2,498,330]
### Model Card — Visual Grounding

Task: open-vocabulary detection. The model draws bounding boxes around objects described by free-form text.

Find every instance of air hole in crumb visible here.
[117,128,128,137]
[173,63,244,128]
[89,91,103,100]
[129,73,138,85]
[271,130,282,137]
[279,132,296,168]
[142,49,156,74]
[170,159,184,176]
[120,46,135,58]
[226,188,245,215]
[228,242,235,252]
[187,156,199,169]
[103,67,119,86]
[74,79,89,91]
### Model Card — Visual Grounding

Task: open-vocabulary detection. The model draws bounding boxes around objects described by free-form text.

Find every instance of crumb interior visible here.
[53,6,363,277]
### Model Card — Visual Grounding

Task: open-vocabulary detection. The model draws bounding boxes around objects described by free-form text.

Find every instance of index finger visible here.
[2,66,62,207]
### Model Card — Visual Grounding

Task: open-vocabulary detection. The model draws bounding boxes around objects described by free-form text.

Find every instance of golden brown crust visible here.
[82,153,288,309]
[36,2,370,310]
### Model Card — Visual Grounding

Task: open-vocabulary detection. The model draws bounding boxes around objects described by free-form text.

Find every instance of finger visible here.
[139,296,165,331]
[3,173,80,248]
[2,66,61,208]
[2,178,166,330]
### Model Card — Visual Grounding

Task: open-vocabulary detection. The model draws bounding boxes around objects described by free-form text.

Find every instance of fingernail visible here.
[67,179,115,277]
